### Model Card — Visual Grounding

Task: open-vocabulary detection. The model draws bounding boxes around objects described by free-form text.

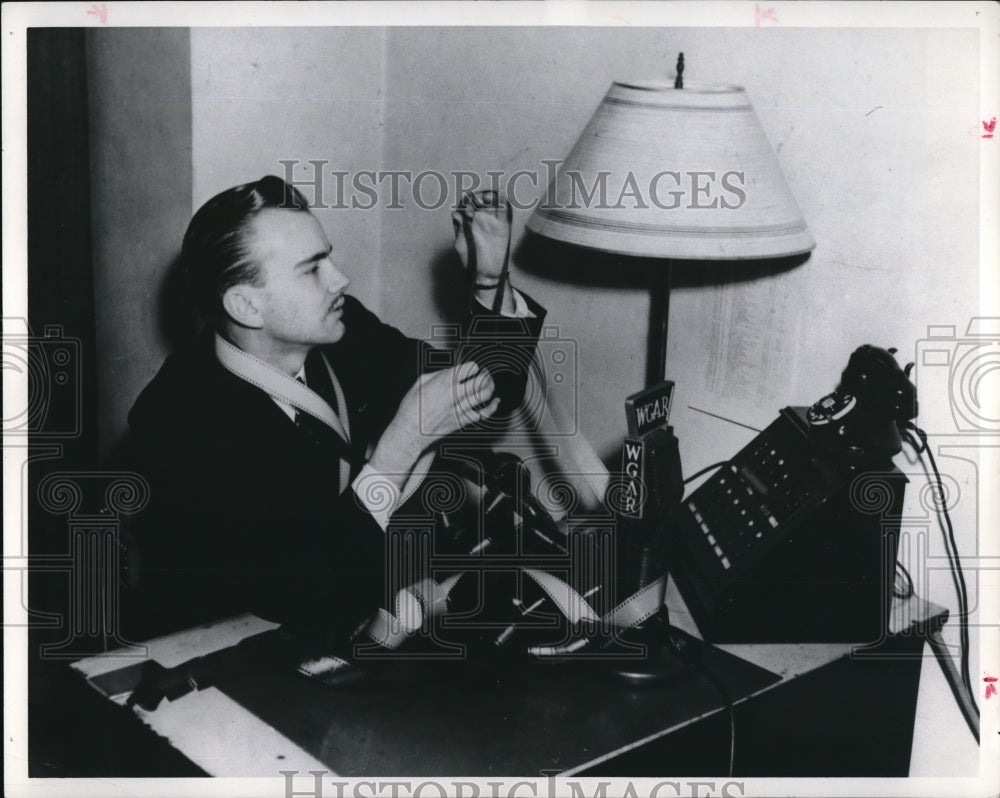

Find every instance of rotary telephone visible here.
[806,344,918,459]
[669,345,917,643]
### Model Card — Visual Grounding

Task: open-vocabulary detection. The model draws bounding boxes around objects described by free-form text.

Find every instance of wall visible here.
[380,27,661,453]
[190,28,388,314]
[87,28,193,458]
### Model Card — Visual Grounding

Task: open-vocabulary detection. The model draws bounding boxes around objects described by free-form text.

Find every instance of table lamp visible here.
[526,56,815,681]
[526,57,815,386]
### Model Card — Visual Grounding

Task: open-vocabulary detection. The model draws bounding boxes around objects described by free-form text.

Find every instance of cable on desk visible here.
[670,633,736,777]
[926,628,980,744]
[902,422,973,699]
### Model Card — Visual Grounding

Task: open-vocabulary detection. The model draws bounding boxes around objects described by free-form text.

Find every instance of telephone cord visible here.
[901,422,973,700]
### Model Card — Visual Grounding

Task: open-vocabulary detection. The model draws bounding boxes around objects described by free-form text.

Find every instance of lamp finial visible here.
[674,52,685,89]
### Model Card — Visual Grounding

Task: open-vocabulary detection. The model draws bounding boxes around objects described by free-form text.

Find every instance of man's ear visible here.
[221,285,263,329]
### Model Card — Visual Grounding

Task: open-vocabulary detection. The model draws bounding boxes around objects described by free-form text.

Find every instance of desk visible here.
[66,583,946,778]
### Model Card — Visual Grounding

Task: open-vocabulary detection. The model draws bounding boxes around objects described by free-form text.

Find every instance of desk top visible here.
[218,637,778,777]
[71,584,947,777]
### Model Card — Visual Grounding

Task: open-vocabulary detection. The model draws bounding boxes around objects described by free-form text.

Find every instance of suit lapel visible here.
[211,350,359,466]
[317,345,375,463]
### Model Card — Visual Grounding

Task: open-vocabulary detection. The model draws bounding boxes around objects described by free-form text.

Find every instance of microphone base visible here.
[606,611,694,686]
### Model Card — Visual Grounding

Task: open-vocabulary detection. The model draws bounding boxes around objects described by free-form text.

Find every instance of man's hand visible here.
[410,360,498,438]
[452,190,512,287]
[369,361,498,477]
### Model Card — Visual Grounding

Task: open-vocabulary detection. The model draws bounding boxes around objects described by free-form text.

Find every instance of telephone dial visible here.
[806,344,918,459]
[669,345,917,644]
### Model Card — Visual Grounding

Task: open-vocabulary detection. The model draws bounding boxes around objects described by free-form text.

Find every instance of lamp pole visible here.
[643,51,683,388]
[645,262,672,387]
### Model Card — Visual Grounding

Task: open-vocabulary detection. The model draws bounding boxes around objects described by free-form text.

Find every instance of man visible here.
[122,176,545,643]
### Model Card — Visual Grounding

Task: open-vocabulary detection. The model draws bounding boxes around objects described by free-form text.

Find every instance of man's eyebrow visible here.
[294,245,333,268]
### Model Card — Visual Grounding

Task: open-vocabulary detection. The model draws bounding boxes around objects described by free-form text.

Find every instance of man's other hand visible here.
[452,190,511,285]
[413,360,499,437]
[369,361,498,476]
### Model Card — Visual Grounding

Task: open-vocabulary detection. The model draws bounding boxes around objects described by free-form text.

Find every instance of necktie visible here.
[303,349,340,418]
[295,351,340,443]
[296,352,364,482]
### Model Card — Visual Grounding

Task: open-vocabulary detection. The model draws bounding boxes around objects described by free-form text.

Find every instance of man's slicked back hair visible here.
[183,175,310,326]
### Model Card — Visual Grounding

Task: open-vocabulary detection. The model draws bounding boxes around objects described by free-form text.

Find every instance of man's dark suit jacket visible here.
[123,293,545,640]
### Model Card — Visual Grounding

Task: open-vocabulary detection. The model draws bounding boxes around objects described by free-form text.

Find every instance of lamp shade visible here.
[527,81,815,260]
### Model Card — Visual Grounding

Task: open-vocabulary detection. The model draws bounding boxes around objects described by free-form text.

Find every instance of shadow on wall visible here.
[158,252,202,353]
[103,252,200,468]
[511,231,812,473]
[430,247,472,325]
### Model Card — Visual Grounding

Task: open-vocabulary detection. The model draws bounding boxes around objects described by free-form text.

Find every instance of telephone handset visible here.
[669,345,916,643]
[805,344,918,460]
